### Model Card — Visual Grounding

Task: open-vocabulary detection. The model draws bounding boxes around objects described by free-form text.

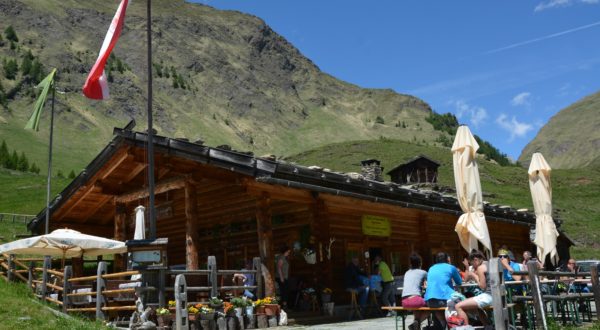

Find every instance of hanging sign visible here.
[361,215,391,237]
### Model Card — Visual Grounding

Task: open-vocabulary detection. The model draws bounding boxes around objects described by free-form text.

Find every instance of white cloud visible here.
[510,92,532,106]
[534,0,599,11]
[496,114,534,141]
[453,100,488,127]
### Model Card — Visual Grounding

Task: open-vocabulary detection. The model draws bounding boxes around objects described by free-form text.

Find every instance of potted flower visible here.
[230,296,247,317]
[222,301,234,316]
[262,296,280,316]
[208,296,223,309]
[188,304,200,321]
[197,304,215,320]
[156,307,172,328]
[322,287,332,303]
[253,298,266,314]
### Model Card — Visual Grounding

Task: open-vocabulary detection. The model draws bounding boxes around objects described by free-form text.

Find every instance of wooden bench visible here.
[382,304,516,330]
[382,306,445,330]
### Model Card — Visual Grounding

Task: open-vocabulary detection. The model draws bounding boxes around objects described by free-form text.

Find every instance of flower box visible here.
[264,304,280,316]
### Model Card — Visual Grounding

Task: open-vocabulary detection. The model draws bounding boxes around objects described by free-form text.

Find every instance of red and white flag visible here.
[82,0,130,100]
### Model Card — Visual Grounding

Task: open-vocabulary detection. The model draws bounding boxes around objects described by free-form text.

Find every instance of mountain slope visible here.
[0,0,439,175]
[519,90,600,169]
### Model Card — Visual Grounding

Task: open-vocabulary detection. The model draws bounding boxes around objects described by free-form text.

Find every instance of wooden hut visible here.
[27,127,570,303]
[386,155,440,184]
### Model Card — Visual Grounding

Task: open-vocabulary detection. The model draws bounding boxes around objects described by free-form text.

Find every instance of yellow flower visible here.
[168,300,176,307]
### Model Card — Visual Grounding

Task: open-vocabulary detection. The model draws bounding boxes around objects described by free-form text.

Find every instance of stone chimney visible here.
[360,159,383,181]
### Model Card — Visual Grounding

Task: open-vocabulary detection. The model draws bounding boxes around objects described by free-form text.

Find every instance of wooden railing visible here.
[1,254,265,326]
[0,212,35,224]
[501,261,600,330]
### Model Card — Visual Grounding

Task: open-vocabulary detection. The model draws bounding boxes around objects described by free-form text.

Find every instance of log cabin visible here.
[27,126,572,303]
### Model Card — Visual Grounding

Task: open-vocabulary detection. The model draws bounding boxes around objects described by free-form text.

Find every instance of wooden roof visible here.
[28,127,547,233]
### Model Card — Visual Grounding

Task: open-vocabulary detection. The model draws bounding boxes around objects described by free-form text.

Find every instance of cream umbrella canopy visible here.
[0,228,127,258]
[452,126,492,254]
[528,152,559,265]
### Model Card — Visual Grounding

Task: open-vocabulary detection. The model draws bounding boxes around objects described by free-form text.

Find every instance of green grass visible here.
[0,279,107,329]
[0,168,71,215]
[287,139,600,259]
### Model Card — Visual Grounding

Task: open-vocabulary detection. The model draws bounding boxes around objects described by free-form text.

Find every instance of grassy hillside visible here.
[520,89,600,169]
[287,139,600,259]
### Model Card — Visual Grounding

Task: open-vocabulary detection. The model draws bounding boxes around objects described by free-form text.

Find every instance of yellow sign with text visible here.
[361,215,391,237]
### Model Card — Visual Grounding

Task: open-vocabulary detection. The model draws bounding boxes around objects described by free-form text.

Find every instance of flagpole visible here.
[146,0,156,239]
[45,86,55,235]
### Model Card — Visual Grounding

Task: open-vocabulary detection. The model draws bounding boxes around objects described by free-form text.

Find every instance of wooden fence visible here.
[0,212,35,224]
[1,253,264,326]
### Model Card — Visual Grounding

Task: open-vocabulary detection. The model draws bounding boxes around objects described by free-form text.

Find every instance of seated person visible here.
[565,258,589,293]
[425,252,462,330]
[402,253,428,329]
[455,250,492,327]
[232,260,256,299]
[343,256,368,308]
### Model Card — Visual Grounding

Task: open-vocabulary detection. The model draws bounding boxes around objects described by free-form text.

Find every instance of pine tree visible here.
[4,26,19,43]
[8,150,19,170]
[17,152,29,172]
[56,170,65,178]
[4,58,19,80]
[68,170,76,179]
[29,59,43,83]
[0,80,7,107]
[21,50,33,75]
[0,140,8,167]
[29,162,40,174]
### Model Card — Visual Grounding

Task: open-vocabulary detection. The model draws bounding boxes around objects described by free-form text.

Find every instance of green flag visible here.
[25,68,57,131]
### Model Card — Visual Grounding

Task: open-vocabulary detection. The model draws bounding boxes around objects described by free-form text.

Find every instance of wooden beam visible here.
[256,193,275,279]
[100,149,133,181]
[311,198,333,290]
[185,181,200,270]
[244,179,313,204]
[115,175,188,203]
[120,163,147,184]
[113,202,126,273]
[79,194,113,222]
[55,183,106,221]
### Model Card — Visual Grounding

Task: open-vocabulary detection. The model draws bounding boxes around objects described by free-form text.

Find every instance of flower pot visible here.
[157,315,172,328]
[255,305,266,315]
[245,305,254,316]
[201,312,216,320]
[189,314,198,322]
[264,304,280,316]
[321,293,332,303]
[234,307,243,318]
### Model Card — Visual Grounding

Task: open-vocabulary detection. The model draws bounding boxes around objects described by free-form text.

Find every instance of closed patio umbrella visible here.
[0,228,127,258]
[528,153,558,265]
[452,126,492,254]
[134,205,146,240]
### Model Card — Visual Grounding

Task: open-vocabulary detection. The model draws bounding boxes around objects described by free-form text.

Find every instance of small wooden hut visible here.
[387,155,440,184]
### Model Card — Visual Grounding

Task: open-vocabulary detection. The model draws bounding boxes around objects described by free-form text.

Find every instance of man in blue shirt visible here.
[425,252,462,329]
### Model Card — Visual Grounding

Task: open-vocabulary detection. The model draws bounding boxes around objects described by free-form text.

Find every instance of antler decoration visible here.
[326,237,336,260]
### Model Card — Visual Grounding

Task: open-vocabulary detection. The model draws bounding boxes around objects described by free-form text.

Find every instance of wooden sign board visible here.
[361,215,391,237]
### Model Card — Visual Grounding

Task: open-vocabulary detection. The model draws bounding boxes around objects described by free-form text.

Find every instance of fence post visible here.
[527,260,547,330]
[158,268,166,308]
[489,258,507,330]
[27,261,35,290]
[63,266,72,313]
[41,256,51,299]
[175,274,189,330]
[7,254,15,282]
[208,256,218,298]
[253,257,263,299]
[96,261,108,320]
[590,262,600,321]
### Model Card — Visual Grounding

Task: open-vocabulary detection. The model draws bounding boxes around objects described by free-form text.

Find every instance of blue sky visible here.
[191,0,600,160]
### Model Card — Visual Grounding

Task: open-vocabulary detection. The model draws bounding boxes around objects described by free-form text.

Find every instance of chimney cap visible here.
[361,159,381,166]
